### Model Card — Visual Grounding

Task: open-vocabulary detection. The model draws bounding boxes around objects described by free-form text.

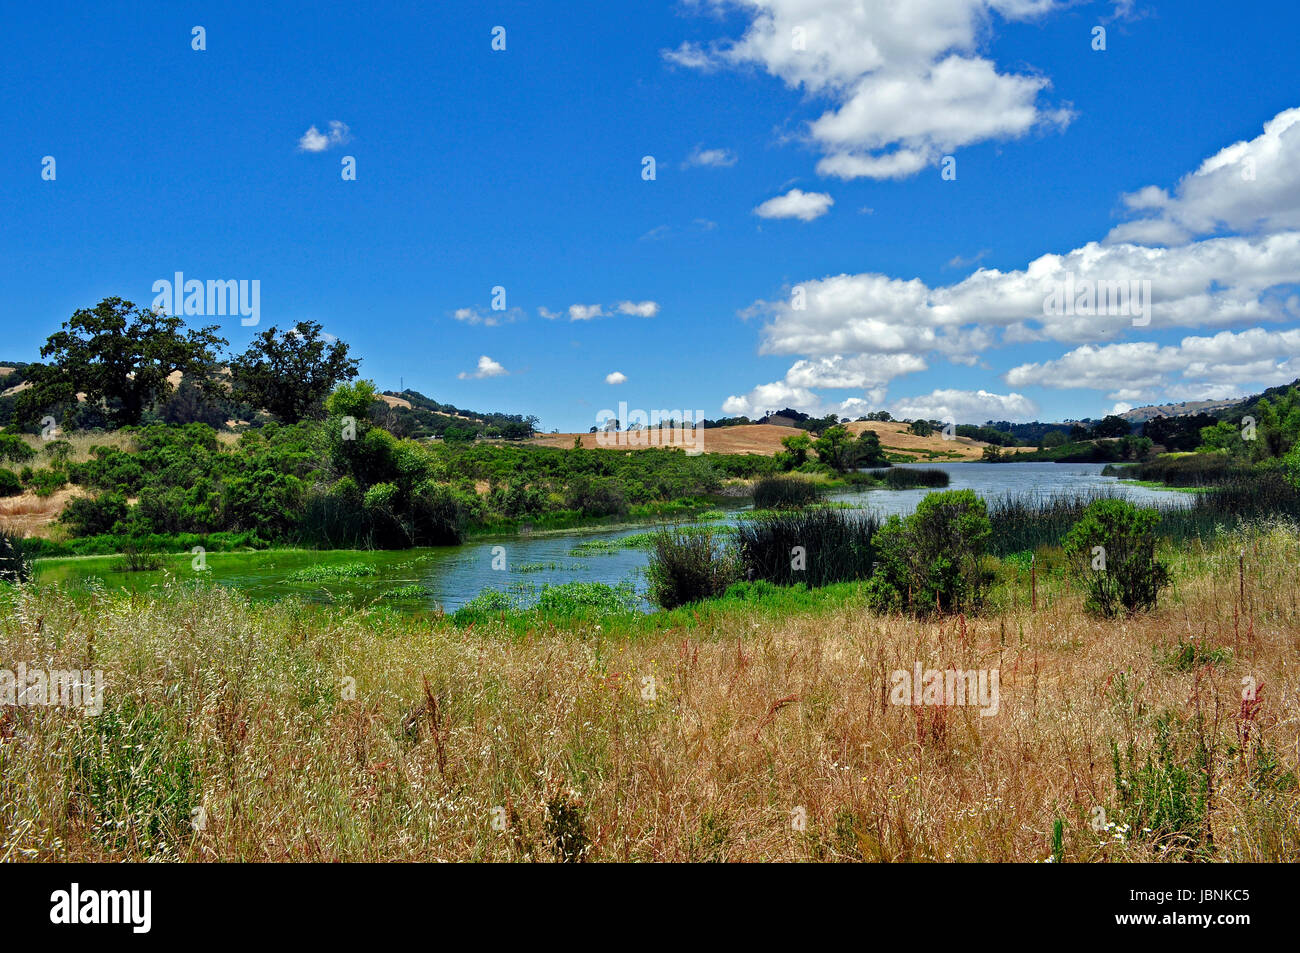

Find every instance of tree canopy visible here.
[18,297,226,428]
[229,320,360,423]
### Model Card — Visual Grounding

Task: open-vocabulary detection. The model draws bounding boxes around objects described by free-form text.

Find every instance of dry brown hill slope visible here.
[530,421,1031,461]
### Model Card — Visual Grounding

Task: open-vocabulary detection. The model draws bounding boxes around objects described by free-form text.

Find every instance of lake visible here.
[33,462,1187,612]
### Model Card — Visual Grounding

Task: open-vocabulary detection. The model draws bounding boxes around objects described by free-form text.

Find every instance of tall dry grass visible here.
[0,522,1297,862]
[11,429,240,464]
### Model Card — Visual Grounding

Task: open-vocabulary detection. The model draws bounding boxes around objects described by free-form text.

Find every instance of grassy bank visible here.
[1,520,1297,862]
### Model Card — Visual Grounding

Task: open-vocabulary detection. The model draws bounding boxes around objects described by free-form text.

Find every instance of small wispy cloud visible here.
[946,249,991,270]
[682,145,737,169]
[605,371,627,385]
[754,188,834,222]
[458,355,508,379]
[616,300,659,318]
[537,300,661,321]
[452,306,522,327]
[298,120,352,153]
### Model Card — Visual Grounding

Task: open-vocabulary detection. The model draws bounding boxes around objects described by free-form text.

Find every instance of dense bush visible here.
[0,434,36,464]
[0,468,21,497]
[564,476,629,518]
[25,467,67,497]
[735,508,878,587]
[1063,499,1171,617]
[867,489,992,616]
[646,528,739,609]
[752,475,822,509]
[60,492,130,535]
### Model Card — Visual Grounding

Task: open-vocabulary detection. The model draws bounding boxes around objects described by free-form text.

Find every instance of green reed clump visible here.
[735,507,879,587]
[987,490,1119,555]
[752,475,823,509]
[863,467,951,489]
[1108,454,1253,487]
[0,527,30,583]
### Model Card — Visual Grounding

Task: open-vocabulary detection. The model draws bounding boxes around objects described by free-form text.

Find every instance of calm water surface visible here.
[35,463,1187,612]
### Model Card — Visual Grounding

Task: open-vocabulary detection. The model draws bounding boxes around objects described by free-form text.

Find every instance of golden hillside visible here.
[531,420,1030,461]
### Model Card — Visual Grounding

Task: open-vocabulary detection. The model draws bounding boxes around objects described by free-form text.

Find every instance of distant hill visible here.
[530,420,1030,461]
[1114,379,1300,424]
[1212,378,1300,422]
[0,362,34,427]
[377,389,538,440]
[1118,397,1244,423]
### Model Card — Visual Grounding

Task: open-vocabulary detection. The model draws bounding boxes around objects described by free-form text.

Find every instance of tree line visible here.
[10,297,361,431]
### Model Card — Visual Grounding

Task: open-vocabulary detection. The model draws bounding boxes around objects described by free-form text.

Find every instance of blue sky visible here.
[3,1,1299,431]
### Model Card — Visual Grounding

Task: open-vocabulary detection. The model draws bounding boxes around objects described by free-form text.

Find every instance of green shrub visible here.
[42,439,73,461]
[363,481,399,511]
[60,492,130,535]
[534,581,638,616]
[752,475,822,509]
[454,587,515,620]
[1164,637,1232,671]
[26,468,67,497]
[646,528,740,609]
[564,476,628,518]
[0,468,21,497]
[867,489,993,616]
[1063,499,1171,617]
[0,434,36,465]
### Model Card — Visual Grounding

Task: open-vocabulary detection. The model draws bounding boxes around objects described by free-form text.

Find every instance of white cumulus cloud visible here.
[754,188,834,221]
[1004,328,1300,401]
[298,120,351,153]
[889,389,1039,423]
[616,300,660,317]
[1107,107,1300,245]
[665,1,1072,180]
[458,355,509,380]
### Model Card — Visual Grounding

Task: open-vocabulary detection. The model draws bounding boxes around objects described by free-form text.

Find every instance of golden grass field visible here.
[0,521,1296,862]
[531,421,1033,461]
